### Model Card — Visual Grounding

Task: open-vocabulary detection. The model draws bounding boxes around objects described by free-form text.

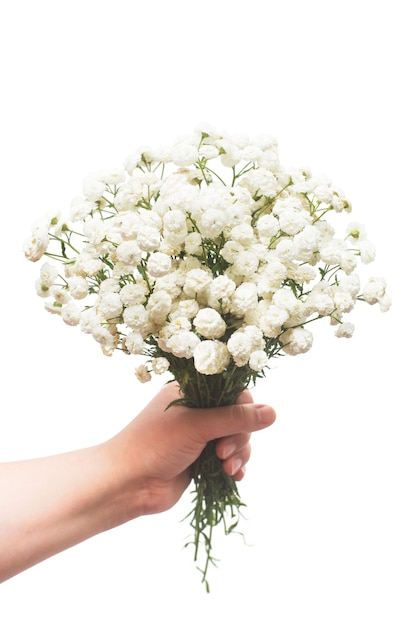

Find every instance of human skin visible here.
[0,383,275,583]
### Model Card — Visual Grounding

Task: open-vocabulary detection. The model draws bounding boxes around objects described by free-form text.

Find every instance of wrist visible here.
[98,439,149,528]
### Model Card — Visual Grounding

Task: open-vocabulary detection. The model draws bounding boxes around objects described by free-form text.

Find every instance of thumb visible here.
[193,402,276,444]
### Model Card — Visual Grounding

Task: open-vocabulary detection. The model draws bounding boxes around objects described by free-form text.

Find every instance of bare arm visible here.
[0,383,275,582]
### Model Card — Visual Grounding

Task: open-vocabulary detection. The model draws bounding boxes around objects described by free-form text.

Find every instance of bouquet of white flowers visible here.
[24,124,390,589]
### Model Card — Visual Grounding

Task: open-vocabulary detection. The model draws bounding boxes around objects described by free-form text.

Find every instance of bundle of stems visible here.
[165,353,256,591]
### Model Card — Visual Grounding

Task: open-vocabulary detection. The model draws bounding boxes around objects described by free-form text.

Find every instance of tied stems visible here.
[163,353,255,591]
[187,440,245,592]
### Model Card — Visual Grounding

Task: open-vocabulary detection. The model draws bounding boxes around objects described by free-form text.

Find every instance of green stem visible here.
[161,356,254,591]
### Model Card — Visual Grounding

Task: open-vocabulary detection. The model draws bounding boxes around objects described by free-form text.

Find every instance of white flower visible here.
[306,291,335,316]
[137,226,161,252]
[314,184,333,204]
[335,322,355,338]
[281,327,313,355]
[260,305,289,338]
[362,277,390,307]
[199,144,219,159]
[123,304,149,331]
[166,315,192,335]
[346,221,367,241]
[249,350,268,371]
[147,252,172,277]
[135,364,152,383]
[216,139,241,167]
[116,212,142,240]
[331,287,355,313]
[193,340,230,374]
[286,263,316,284]
[232,251,259,277]
[294,225,320,262]
[338,274,361,298]
[24,124,391,389]
[152,357,170,375]
[23,222,49,262]
[124,146,154,173]
[35,278,50,298]
[229,224,255,246]
[68,276,89,300]
[319,239,345,265]
[225,188,253,224]
[116,240,142,266]
[50,286,70,305]
[199,209,227,238]
[172,298,200,319]
[39,262,58,288]
[183,268,212,299]
[331,192,351,213]
[69,197,96,221]
[96,292,123,321]
[272,288,298,312]
[220,240,244,264]
[146,290,172,324]
[114,170,161,214]
[171,141,199,166]
[82,173,106,202]
[279,209,308,236]
[339,249,358,274]
[154,271,183,299]
[98,278,121,295]
[239,167,278,198]
[274,238,296,262]
[44,301,63,315]
[252,133,278,152]
[83,219,107,246]
[163,210,188,242]
[184,232,203,255]
[227,331,252,366]
[230,282,258,317]
[119,282,148,306]
[378,293,392,313]
[284,300,309,327]
[166,330,200,359]
[125,331,144,355]
[92,324,117,351]
[61,302,82,326]
[208,275,236,311]
[194,308,227,339]
[358,240,376,264]
[243,325,265,351]
[96,168,126,186]
[255,214,280,239]
[79,309,101,334]
[75,252,105,277]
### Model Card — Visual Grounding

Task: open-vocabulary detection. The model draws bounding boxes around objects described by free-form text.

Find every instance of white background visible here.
[0,1,416,624]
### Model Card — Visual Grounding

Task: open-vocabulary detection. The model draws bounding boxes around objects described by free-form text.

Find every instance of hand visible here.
[104,382,276,519]
[0,383,275,582]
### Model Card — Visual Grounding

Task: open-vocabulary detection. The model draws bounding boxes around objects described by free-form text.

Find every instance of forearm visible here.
[0,442,137,583]
[0,386,275,583]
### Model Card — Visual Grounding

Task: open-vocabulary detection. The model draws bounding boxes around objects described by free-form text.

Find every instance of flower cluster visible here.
[24,125,391,590]
[24,124,390,384]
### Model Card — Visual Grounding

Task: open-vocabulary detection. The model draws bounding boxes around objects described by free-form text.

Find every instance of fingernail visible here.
[222,443,236,458]
[255,404,275,425]
[230,458,242,475]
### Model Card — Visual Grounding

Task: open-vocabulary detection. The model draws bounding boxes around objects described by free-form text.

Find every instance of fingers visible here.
[213,400,275,481]
[197,402,276,443]
[215,432,249,460]
[153,383,275,442]
[235,389,254,405]
[216,435,251,481]
[142,383,275,457]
